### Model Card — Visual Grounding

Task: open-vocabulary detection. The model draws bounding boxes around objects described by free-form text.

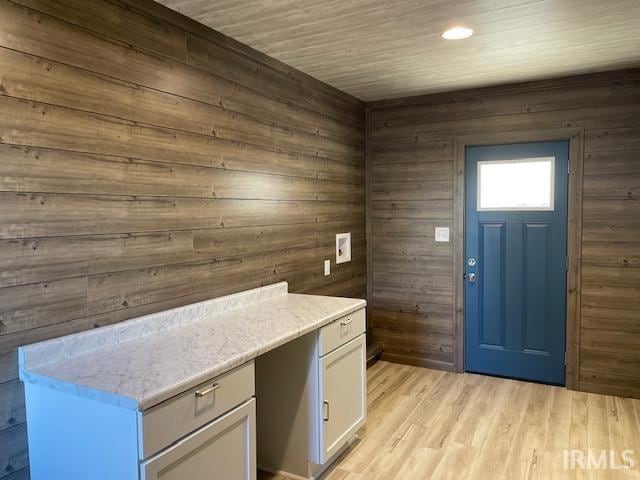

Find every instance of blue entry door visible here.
[465,141,568,385]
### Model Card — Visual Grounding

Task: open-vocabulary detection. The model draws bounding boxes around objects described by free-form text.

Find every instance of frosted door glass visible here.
[477,157,554,210]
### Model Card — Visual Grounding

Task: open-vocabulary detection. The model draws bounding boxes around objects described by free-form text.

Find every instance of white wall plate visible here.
[336,233,351,264]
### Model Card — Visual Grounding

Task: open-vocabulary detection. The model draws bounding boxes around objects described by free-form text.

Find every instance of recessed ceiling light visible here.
[442,27,474,40]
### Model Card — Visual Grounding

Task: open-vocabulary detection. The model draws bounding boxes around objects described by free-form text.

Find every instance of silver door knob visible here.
[467,273,477,283]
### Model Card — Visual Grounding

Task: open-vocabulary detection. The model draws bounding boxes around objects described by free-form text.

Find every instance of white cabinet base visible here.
[256,309,366,480]
[319,334,366,463]
[24,366,256,480]
[25,383,140,480]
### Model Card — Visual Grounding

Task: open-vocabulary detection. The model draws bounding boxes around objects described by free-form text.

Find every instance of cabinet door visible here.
[319,334,366,463]
[141,399,256,480]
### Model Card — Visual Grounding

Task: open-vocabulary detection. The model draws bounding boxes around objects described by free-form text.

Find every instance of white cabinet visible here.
[139,362,256,480]
[319,334,366,462]
[141,398,256,480]
[255,308,367,479]
[23,362,256,480]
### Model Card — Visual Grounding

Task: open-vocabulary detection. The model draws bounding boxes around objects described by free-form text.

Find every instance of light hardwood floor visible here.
[259,361,640,480]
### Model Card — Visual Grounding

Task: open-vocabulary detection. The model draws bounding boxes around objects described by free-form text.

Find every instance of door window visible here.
[477,157,555,211]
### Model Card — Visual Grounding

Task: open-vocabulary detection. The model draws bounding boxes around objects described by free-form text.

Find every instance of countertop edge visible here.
[20,371,139,410]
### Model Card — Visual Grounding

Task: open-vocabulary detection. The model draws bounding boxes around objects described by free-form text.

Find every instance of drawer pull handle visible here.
[195,383,220,398]
[323,400,330,421]
[340,318,353,326]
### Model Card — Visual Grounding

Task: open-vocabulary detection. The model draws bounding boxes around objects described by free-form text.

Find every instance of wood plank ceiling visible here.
[156,0,640,101]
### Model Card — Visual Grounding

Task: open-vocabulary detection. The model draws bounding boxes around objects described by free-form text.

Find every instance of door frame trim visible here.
[453,128,584,390]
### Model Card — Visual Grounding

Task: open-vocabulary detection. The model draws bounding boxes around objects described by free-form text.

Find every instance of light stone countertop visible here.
[19,282,366,411]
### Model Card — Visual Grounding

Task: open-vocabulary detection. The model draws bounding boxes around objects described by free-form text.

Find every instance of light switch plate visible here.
[324,260,331,276]
[435,227,450,242]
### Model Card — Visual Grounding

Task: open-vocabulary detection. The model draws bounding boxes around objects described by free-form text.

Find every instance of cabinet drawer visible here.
[140,361,255,459]
[319,308,365,356]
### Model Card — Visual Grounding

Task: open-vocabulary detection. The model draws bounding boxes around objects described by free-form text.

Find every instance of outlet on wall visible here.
[324,259,331,276]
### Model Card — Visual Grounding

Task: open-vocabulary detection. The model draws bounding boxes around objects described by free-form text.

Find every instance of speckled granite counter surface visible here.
[19,282,366,411]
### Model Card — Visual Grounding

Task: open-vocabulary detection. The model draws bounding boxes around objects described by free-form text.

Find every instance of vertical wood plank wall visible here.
[0,0,365,477]
[367,70,640,396]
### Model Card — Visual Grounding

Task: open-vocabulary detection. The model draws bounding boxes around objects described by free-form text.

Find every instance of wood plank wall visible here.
[0,0,365,477]
[367,69,640,396]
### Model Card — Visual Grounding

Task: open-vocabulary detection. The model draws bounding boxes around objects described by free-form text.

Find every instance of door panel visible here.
[465,141,568,385]
[141,399,256,480]
[523,223,550,352]
[319,334,366,463]
[479,222,505,348]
